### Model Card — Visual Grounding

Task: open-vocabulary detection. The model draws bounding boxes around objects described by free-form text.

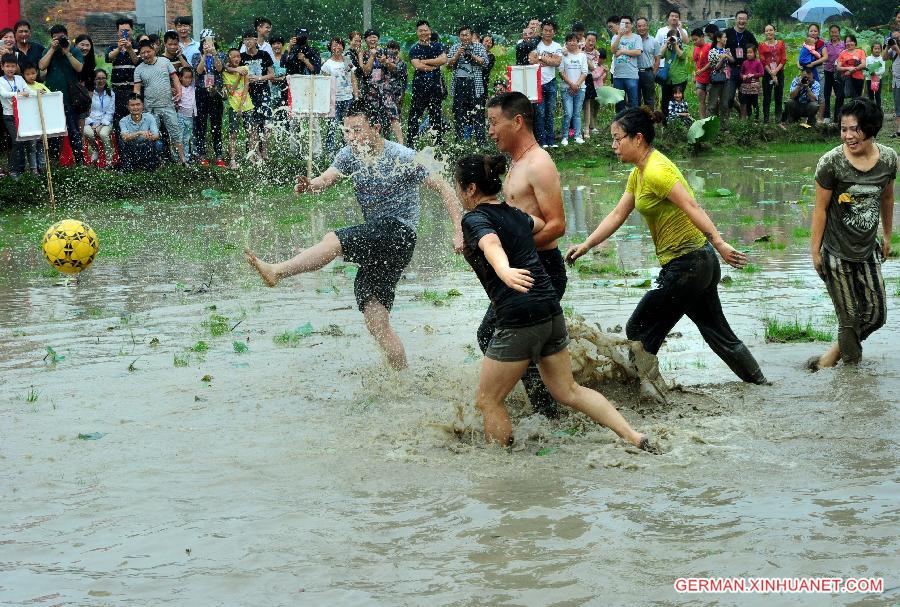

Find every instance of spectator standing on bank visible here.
[481,35,496,105]
[106,17,139,136]
[39,24,84,161]
[21,63,48,173]
[448,26,488,143]
[383,40,407,143]
[176,66,196,160]
[529,20,563,147]
[759,24,786,124]
[0,54,28,176]
[162,30,191,72]
[237,30,274,161]
[174,16,200,66]
[887,36,900,137]
[821,25,845,123]
[283,28,321,76]
[13,20,44,75]
[739,45,763,120]
[654,9,688,86]
[240,17,274,64]
[836,35,866,100]
[583,32,605,136]
[321,37,356,154]
[407,20,447,148]
[724,11,757,117]
[269,35,288,108]
[610,16,641,112]
[802,24,827,83]
[635,18,659,109]
[515,19,541,66]
[559,33,587,145]
[692,27,712,118]
[865,42,884,108]
[192,33,225,167]
[706,29,734,127]
[133,39,184,164]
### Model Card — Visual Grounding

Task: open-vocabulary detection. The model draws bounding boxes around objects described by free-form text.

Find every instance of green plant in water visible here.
[190,341,209,353]
[740,263,761,273]
[417,289,463,306]
[25,387,38,403]
[202,314,231,337]
[792,227,811,238]
[764,318,833,343]
[44,346,64,364]
[273,322,314,346]
[173,353,189,367]
[233,341,249,354]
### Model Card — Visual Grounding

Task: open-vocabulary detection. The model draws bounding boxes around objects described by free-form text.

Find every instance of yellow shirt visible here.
[223,71,253,112]
[27,82,51,93]
[626,150,707,266]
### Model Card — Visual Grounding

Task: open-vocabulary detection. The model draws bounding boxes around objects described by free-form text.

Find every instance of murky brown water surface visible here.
[1,151,898,605]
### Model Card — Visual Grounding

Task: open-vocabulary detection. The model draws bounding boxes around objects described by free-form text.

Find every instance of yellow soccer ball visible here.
[41,219,99,274]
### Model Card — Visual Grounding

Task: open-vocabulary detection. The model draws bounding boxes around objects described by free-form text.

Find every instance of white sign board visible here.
[507,65,542,102]
[288,74,335,117]
[13,92,67,140]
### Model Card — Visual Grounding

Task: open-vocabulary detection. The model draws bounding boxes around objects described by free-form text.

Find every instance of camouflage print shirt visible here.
[815,143,898,261]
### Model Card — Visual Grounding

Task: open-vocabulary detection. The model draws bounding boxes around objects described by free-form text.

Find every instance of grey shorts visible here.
[485,313,569,363]
[695,81,709,92]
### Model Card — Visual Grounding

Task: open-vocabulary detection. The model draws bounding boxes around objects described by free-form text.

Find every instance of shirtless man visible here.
[246,100,463,370]
[483,91,566,417]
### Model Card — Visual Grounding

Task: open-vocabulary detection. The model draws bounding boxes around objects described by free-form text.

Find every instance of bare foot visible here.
[244,249,280,287]
[638,434,661,454]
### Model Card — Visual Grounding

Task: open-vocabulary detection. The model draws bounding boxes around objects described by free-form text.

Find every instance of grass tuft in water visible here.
[417,289,463,306]
[25,387,38,403]
[173,353,189,367]
[233,341,248,354]
[740,263,761,273]
[190,341,209,353]
[792,227,811,238]
[764,318,832,343]
[202,314,230,337]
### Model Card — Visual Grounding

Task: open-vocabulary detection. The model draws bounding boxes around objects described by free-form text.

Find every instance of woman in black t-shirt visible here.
[456,154,655,452]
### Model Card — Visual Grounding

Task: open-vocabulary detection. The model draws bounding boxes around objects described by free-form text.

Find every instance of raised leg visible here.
[245,231,343,287]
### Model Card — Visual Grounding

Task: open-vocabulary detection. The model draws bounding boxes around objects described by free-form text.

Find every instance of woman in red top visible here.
[836,34,866,98]
[758,24,786,123]
[691,27,712,118]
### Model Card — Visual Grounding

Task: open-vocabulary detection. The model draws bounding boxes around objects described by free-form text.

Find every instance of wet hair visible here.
[565,32,578,43]
[612,106,664,145]
[455,154,507,197]
[1,53,17,66]
[344,98,381,125]
[839,97,883,139]
[14,19,31,33]
[486,91,534,128]
[115,17,133,28]
[691,27,704,38]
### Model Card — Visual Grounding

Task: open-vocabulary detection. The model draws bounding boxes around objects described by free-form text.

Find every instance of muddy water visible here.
[1,152,898,605]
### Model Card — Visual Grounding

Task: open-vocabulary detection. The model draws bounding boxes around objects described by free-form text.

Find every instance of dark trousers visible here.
[762,71,784,122]
[625,243,766,384]
[726,70,742,113]
[49,104,83,163]
[3,115,24,174]
[407,87,445,149]
[843,76,864,99]
[451,79,485,143]
[830,72,847,121]
[638,70,656,108]
[740,92,760,119]
[783,99,819,124]
[477,248,568,417]
[119,140,161,172]
[822,70,842,120]
[821,248,886,364]
[195,88,224,160]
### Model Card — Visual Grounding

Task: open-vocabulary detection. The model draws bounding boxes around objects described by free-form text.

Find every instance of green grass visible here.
[740,263,762,273]
[792,227,811,238]
[173,353,189,367]
[189,341,209,353]
[416,288,462,306]
[25,387,38,403]
[202,314,231,337]
[573,258,638,276]
[764,318,833,343]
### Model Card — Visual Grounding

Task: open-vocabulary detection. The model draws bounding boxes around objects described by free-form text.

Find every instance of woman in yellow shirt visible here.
[566,107,767,384]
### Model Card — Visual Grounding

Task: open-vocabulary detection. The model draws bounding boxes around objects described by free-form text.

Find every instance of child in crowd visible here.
[740,45,763,119]
[177,66,197,161]
[493,77,508,97]
[223,48,253,169]
[799,35,821,70]
[865,42,884,108]
[0,54,28,177]
[21,63,48,174]
[583,33,606,138]
[559,32,588,145]
[666,86,692,126]
[84,68,115,167]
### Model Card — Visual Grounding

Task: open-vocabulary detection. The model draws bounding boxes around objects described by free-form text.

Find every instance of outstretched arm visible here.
[295,166,343,194]
[478,233,534,293]
[667,181,747,268]
[565,191,634,262]
[424,175,464,252]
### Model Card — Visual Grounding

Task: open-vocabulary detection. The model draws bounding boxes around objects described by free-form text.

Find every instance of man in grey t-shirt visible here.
[610,16,642,111]
[246,101,464,370]
[133,39,184,163]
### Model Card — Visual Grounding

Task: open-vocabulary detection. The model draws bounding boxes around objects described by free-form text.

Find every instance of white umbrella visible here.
[791,0,853,27]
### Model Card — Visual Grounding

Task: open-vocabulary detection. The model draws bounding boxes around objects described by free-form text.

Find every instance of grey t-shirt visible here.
[815,143,898,261]
[638,35,660,69]
[611,33,642,79]
[134,57,176,109]
[331,140,429,229]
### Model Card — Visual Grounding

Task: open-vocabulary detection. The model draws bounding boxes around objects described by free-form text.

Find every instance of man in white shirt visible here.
[654,10,688,69]
[528,19,562,147]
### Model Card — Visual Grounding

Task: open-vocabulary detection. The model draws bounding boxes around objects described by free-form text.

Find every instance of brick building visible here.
[28,0,192,46]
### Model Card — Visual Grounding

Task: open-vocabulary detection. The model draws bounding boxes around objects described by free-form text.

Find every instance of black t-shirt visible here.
[240,50,274,105]
[725,28,758,67]
[409,42,445,93]
[515,37,539,66]
[105,43,140,87]
[462,202,561,328]
[15,42,45,75]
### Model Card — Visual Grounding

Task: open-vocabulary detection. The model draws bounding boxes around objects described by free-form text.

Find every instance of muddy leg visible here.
[245,232,343,287]
[362,299,408,370]
[476,357,531,446]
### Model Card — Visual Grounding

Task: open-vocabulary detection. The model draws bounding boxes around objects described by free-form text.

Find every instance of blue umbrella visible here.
[791,0,852,26]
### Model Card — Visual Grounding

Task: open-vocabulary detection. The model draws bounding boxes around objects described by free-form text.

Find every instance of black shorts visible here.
[335,217,417,312]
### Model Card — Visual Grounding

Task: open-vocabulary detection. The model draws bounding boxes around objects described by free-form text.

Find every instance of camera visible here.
[121,30,129,40]
[668,36,676,45]
[888,38,897,47]
[57,35,69,48]
[801,76,810,85]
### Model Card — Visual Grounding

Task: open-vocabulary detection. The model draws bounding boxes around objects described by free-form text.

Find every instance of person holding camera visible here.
[781,65,820,127]
[105,17,140,139]
[39,24,84,162]
[448,26,488,144]
[283,28,321,76]
[659,28,690,121]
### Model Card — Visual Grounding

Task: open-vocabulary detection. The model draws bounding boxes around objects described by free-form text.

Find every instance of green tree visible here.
[749,0,797,26]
